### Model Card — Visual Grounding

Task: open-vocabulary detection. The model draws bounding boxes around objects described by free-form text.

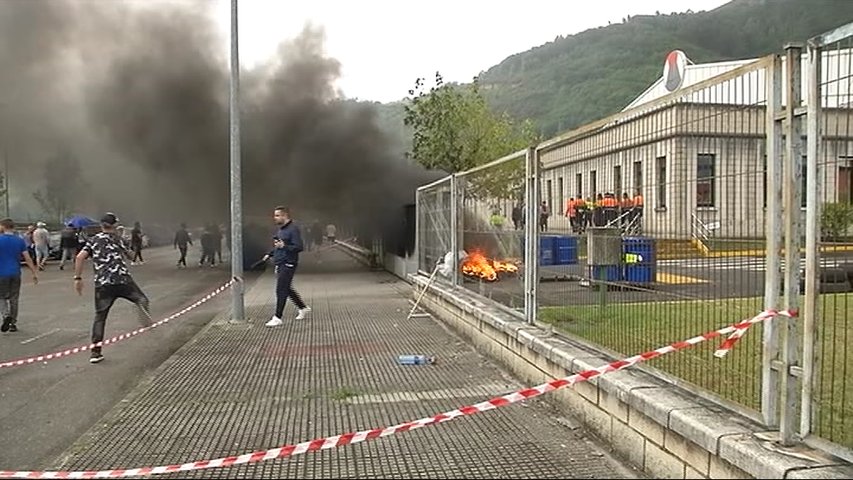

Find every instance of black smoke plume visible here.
[0,0,437,245]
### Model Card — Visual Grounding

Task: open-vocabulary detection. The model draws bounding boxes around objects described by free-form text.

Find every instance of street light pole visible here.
[229,0,245,322]
[3,150,8,219]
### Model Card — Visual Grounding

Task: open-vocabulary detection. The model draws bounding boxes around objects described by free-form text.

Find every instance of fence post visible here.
[763,53,783,428]
[450,174,460,287]
[781,43,805,447]
[524,147,540,324]
[801,39,823,438]
[415,188,422,272]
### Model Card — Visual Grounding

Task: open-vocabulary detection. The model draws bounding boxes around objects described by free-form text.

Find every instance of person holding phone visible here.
[262,206,310,327]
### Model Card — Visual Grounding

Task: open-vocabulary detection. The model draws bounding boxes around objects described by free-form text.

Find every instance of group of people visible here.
[0,207,316,364]
[173,223,225,268]
[564,191,644,234]
[19,222,52,271]
[501,191,646,234]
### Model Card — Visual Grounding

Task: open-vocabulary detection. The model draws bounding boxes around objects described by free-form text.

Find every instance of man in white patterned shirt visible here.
[73,213,151,364]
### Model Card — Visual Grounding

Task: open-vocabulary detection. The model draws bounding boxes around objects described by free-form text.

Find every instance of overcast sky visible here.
[215,0,731,103]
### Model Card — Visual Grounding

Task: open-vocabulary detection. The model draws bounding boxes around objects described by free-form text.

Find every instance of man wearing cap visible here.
[73,213,151,364]
[32,222,50,270]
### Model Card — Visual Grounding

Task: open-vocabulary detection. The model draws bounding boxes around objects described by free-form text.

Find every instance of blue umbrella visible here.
[64,215,98,229]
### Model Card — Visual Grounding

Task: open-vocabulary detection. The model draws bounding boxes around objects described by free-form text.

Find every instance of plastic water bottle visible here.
[397,355,435,365]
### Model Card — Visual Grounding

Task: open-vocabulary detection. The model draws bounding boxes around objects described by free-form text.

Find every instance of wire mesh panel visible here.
[535,57,774,412]
[416,177,453,278]
[457,155,526,312]
[808,27,853,450]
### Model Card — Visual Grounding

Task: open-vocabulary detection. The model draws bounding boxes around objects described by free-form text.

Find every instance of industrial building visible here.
[536,50,852,239]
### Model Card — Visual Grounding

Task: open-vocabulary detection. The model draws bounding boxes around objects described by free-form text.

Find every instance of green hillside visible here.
[477,0,853,136]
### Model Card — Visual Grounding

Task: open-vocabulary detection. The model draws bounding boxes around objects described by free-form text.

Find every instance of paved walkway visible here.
[53,249,638,479]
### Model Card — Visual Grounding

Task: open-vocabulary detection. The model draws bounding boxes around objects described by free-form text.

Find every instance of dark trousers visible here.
[0,275,22,323]
[604,207,618,225]
[275,264,306,318]
[132,243,144,262]
[92,282,150,353]
[177,245,188,266]
[200,248,215,266]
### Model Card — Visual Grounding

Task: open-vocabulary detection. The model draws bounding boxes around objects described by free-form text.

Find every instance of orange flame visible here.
[461,250,519,282]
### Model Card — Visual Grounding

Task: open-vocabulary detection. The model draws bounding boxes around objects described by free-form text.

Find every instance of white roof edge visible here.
[622,77,664,111]
[621,57,758,111]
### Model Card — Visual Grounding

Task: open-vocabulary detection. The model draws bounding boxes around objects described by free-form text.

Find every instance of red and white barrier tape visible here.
[0,279,237,369]
[0,308,795,479]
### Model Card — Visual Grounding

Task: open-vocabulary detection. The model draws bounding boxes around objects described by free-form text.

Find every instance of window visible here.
[656,156,667,208]
[576,173,583,198]
[839,166,852,203]
[696,153,716,207]
[633,161,643,193]
[590,170,597,197]
[613,165,622,197]
[546,179,553,213]
[558,177,564,212]
[801,162,807,208]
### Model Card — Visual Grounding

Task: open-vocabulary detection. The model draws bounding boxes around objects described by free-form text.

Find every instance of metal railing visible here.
[690,212,712,255]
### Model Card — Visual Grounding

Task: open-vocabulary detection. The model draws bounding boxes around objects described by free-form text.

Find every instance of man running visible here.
[74,213,151,364]
[263,206,310,327]
[0,219,38,332]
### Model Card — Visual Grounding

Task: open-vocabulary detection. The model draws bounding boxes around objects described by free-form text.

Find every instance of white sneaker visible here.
[295,306,312,320]
[265,316,283,327]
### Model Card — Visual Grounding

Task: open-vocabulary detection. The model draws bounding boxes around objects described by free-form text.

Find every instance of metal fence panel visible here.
[416,177,453,278]
[456,153,527,314]
[534,57,775,414]
[805,25,853,452]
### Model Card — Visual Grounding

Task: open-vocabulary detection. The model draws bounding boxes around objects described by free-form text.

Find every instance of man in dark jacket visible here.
[199,224,216,267]
[173,223,193,268]
[59,223,80,271]
[262,206,310,327]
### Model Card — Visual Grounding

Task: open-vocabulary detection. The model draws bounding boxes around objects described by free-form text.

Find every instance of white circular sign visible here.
[663,50,688,92]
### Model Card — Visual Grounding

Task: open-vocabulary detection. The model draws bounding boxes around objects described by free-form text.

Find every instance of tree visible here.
[821,202,853,241]
[404,72,538,174]
[404,72,539,201]
[33,152,85,224]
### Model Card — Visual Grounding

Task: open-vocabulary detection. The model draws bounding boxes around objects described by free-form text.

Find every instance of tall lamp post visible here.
[229,0,245,322]
[3,152,8,219]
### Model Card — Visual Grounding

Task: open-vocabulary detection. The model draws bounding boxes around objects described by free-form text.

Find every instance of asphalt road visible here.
[472,253,853,307]
[0,246,241,470]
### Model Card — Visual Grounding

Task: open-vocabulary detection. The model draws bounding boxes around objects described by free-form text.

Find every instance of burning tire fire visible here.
[461,250,520,282]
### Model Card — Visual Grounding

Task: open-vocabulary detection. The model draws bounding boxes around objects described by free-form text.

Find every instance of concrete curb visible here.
[411,273,853,479]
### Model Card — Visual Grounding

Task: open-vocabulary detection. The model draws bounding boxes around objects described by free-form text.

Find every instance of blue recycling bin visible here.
[539,235,556,266]
[623,237,657,283]
[588,265,622,282]
[553,236,579,265]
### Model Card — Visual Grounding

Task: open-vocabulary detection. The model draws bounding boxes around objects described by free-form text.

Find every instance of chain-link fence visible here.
[804,25,853,451]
